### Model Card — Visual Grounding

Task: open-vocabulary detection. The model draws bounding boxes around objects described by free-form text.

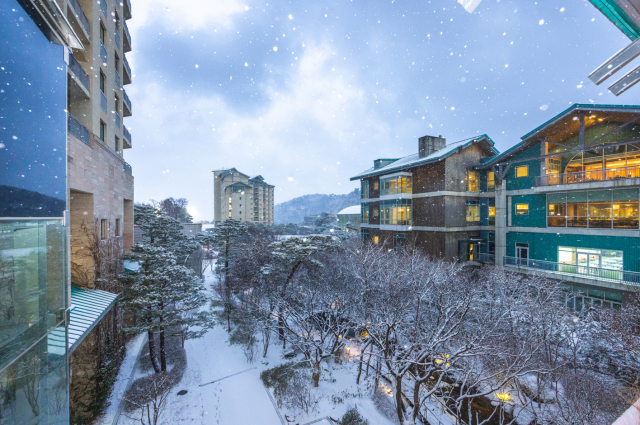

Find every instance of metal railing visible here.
[68,53,89,91]
[100,0,107,16]
[123,89,132,114]
[115,70,121,88]
[535,164,640,187]
[115,30,121,48]
[123,126,131,145]
[504,256,640,286]
[115,112,121,129]
[123,161,132,175]
[478,253,495,264]
[100,41,107,64]
[100,92,107,112]
[68,114,90,146]
[69,0,90,35]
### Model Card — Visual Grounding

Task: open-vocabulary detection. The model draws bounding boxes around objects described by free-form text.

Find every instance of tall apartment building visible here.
[213,168,275,225]
[353,104,640,309]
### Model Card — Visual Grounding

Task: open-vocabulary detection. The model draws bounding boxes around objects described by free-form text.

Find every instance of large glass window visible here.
[547,189,639,229]
[467,171,479,192]
[361,204,369,224]
[380,199,411,225]
[380,175,412,196]
[488,206,495,225]
[466,200,480,222]
[361,180,369,199]
[487,171,495,191]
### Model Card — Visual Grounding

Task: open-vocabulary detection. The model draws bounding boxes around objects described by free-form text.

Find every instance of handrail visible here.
[68,53,89,91]
[535,164,640,187]
[504,256,640,285]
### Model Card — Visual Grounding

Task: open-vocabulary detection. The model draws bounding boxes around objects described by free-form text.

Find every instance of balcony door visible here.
[516,243,529,266]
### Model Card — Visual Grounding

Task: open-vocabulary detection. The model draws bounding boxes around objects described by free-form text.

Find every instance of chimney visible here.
[418,135,446,158]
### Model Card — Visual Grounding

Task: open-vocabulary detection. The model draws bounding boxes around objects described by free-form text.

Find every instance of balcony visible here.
[123,126,132,148]
[123,89,132,116]
[504,256,640,286]
[123,161,132,175]
[100,92,107,112]
[535,165,640,187]
[115,30,121,49]
[115,70,121,89]
[67,0,90,38]
[123,55,132,84]
[123,21,131,52]
[115,111,121,129]
[100,0,107,16]
[68,113,90,146]
[123,0,132,20]
[478,253,495,264]
[100,41,107,65]
[68,52,90,96]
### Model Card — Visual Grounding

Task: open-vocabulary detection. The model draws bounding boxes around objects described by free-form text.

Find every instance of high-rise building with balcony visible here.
[213,169,275,225]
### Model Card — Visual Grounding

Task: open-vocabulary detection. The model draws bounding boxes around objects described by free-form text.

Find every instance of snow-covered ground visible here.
[108,269,397,425]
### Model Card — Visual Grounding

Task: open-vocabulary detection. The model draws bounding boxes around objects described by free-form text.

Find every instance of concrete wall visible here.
[444,143,486,192]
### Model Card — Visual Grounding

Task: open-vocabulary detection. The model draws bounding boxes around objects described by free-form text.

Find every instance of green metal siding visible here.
[506,143,540,191]
[511,194,546,228]
[507,232,640,272]
[589,0,640,40]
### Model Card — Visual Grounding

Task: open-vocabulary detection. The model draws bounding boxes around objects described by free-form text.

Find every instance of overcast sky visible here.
[124,0,634,222]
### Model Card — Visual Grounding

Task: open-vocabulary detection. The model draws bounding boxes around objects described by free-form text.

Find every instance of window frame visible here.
[515,203,529,215]
[100,219,108,240]
[99,120,106,141]
[515,165,529,178]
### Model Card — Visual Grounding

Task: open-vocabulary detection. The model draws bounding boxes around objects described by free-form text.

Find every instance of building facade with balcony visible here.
[352,104,640,308]
[213,169,275,225]
[351,135,499,258]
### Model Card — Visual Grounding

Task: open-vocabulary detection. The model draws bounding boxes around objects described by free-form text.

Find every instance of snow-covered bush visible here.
[340,406,368,425]
[260,362,322,414]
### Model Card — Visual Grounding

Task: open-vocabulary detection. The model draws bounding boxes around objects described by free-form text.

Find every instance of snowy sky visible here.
[124,0,634,222]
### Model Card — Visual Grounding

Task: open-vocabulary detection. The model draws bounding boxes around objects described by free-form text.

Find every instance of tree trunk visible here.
[262,327,270,357]
[394,375,406,424]
[356,349,364,385]
[412,379,422,424]
[159,327,167,372]
[312,362,321,387]
[148,330,161,374]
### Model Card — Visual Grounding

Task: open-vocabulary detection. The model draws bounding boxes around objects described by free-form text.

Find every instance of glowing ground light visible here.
[495,392,511,402]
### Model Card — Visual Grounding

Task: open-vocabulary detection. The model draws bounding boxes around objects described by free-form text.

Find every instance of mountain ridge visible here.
[275,189,361,224]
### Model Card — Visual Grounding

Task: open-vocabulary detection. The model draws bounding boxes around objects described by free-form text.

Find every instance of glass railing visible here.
[100,0,107,16]
[123,89,132,113]
[123,0,132,20]
[115,30,121,49]
[68,53,89,91]
[124,55,132,79]
[115,70,121,88]
[115,112,121,129]
[100,92,107,112]
[123,21,131,47]
[123,161,132,175]
[69,0,90,35]
[504,256,640,286]
[478,253,495,264]
[68,113,90,145]
[535,164,640,187]
[123,126,131,144]
[100,41,107,64]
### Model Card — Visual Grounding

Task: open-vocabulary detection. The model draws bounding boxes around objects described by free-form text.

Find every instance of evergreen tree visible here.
[122,244,211,373]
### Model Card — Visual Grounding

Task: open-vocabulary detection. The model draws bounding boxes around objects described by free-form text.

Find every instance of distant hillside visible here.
[275,189,361,224]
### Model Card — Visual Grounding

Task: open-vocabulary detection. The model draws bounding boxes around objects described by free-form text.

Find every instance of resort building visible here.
[337,206,361,232]
[352,104,640,308]
[213,168,275,225]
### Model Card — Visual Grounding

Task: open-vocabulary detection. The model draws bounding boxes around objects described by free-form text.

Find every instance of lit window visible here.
[373,236,380,244]
[381,175,412,196]
[100,219,108,240]
[487,171,495,190]
[466,201,479,222]
[361,180,369,199]
[467,171,478,192]
[373,182,379,190]
[516,166,528,178]
[516,204,529,215]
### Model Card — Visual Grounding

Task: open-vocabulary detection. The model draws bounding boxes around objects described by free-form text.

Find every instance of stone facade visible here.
[213,168,275,225]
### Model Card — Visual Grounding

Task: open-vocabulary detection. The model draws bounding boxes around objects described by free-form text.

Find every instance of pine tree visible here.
[122,244,211,373]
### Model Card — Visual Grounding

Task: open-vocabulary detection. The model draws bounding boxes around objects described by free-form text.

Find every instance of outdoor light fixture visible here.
[495,392,511,402]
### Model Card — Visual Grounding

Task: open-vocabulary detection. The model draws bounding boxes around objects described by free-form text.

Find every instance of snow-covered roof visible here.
[350,135,497,181]
[338,205,361,215]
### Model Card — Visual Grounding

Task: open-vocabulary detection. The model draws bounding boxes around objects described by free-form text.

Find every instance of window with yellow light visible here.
[515,165,528,178]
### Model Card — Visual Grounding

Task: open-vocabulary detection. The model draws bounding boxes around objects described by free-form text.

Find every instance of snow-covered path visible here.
[159,325,283,425]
